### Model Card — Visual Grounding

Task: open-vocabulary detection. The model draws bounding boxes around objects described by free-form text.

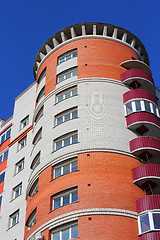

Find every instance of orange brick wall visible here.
[24,152,144,239]
[36,38,140,97]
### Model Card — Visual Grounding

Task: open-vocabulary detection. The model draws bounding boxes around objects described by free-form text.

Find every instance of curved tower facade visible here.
[0,23,160,240]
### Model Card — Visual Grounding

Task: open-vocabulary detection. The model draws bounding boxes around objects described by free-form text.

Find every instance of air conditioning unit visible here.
[35,232,43,240]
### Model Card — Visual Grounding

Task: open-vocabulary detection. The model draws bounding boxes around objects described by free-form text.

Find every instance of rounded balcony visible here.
[132,164,160,194]
[120,60,152,76]
[140,231,160,240]
[136,195,160,213]
[126,112,160,138]
[121,69,155,94]
[130,136,160,162]
[123,89,157,105]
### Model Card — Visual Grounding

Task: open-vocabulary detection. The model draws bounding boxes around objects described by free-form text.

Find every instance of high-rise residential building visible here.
[0,22,160,240]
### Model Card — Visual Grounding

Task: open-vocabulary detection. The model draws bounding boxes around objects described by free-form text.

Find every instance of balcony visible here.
[120,60,152,76]
[132,164,160,194]
[123,89,157,105]
[136,195,160,213]
[126,112,160,138]
[130,136,160,163]
[140,231,160,240]
[121,69,155,94]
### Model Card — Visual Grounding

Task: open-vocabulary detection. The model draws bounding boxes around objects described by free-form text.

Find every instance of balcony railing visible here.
[121,69,153,84]
[136,195,160,213]
[140,231,160,240]
[123,89,157,104]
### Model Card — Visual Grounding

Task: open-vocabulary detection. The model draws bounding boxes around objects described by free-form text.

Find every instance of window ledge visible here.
[10,195,21,203]
[6,222,19,231]
[53,117,79,129]
[54,94,78,106]
[50,170,79,182]
[52,142,79,153]
[48,201,79,214]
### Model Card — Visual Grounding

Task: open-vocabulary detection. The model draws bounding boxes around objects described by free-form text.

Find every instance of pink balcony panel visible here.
[123,89,157,104]
[140,232,160,240]
[130,136,160,153]
[132,164,160,181]
[126,112,160,128]
[136,195,160,213]
[121,69,154,84]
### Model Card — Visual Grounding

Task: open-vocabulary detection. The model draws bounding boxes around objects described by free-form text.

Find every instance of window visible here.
[54,131,78,151]
[53,158,78,179]
[57,68,78,83]
[35,106,44,124]
[37,68,46,84]
[0,128,11,145]
[56,87,77,104]
[33,128,42,146]
[18,137,27,151]
[9,210,19,228]
[52,188,78,210]
[20,115,29,130]
[126,103,133,115]
[29,179,38,197]
[12,183,22,200]
[55,107,78,126]
[36,86,45,104]
[51,223,78,240]
[15,158,24,174]
[31,152,40,170]
[0,172,5,184]
[0,149,9,164]
[138,212,160,234]
[26,209,37,230]
[144,101,151,113]
[58,49,77,64]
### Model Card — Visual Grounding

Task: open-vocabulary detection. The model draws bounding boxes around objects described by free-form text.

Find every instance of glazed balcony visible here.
[126,112,160,137]
[121,69,155,94]
[136,195,160,213]
[132,164,160,194]
[130,136,160,163]
[123,89,157,105]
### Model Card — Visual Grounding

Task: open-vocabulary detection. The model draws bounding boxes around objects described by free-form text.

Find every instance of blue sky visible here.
[0,0,160,119]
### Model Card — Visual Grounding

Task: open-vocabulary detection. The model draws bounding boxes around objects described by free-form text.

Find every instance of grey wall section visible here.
[0,83,36,240]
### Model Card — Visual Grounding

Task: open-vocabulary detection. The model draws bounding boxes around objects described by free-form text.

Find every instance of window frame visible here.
[138,211,160,235]
[56,86,78,104]
[53,158,78,179]
[12,183,22,200]
[0,149,9,164]
[54,131,78,151]
[37,68,46,84]
[0,171,5,184]
[32,128,42,146]
[36,86,45,104]
[9,210,19,228]
[57,68,78,84]
[55,107,78,126]
[18,137,27,151]
[58,49,77,65]
[29,179,38,198]
[30,152,40,170]
[20,115,29,130]
[34,106,44,124]
[15,158,24,174]
[51,222,78,240]
[26,208,37,230]
[0,128,11,145]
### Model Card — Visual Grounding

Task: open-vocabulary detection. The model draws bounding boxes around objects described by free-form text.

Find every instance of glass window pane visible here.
[64,113,70,122]
[71,225,78,239]
[62,228,69,240]
[56,141,62,150]
[72,88,77,96]
[66,54,71,60]
[57,94,63,102]
[59,58,65,64]
[55,167,61,178]
[0,172,5,184]
[63,164,70,175]
[65,91,70,99]
[72,161,78,172]
[0,196,2,207]
[58,75,65,83]
[126,103,132,115]
[6,129,11,139]
[0,155,3,163]
[54,197,61,209]
[72,134,78,144]
[135,101,141,111]
[53,231,60,240]
[72,190,78,203]
[66,72,71,79]
[72,110,77,119]
[153,105,157,115]
[153,213,160,229]
[57,116,63,125]
[64,137,70,147]
[1,135,5,144]
[72,69,77,77]
[144,101,151,112]
[73,51,77,58]
[140,214,150,233]
[63,194,70,206]
[3,150,8,161]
